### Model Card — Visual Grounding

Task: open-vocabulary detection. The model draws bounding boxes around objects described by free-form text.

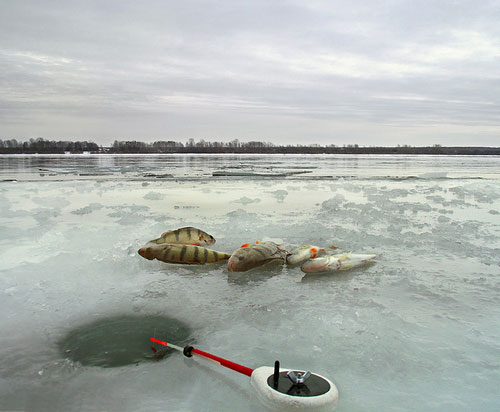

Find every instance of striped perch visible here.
[227,241,287,272]
[138,244,230,264]
[148,227,216,246]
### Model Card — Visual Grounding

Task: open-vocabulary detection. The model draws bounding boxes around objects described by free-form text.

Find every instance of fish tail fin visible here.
[214,251,231,261]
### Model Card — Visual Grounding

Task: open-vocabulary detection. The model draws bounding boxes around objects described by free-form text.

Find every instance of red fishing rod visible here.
[150,337,253,376]
[150,337,339,411]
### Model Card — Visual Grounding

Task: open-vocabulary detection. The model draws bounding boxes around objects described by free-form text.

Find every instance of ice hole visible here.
[58,315,192,368]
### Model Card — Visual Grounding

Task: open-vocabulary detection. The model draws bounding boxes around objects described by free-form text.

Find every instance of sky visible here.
[1,0,499,147]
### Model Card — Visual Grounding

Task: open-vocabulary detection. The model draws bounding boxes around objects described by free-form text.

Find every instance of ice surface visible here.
[1,154,500,412]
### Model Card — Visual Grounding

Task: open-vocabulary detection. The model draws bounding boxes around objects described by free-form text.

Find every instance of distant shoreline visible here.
[1,138,499,155]
[2,147,500,156]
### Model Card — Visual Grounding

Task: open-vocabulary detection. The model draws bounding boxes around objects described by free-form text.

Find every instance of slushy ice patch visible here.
[58,315,192,368]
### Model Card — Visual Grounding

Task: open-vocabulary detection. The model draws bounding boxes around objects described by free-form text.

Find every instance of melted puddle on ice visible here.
[59,315,192,368]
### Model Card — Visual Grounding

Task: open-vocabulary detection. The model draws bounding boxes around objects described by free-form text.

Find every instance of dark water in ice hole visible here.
[58,315,193,368]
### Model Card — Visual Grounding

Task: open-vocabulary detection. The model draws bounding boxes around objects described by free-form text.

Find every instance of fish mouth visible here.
[227,257,239,272]
[138,247,154,260]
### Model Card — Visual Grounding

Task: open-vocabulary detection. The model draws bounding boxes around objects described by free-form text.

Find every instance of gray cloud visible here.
[1,0,499,146]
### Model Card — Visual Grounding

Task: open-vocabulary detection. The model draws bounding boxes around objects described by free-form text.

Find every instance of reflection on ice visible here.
[2,153,500,181]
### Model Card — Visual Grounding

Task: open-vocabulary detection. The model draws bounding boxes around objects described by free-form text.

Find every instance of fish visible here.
[286,245,326,265]
[138,244,230,264]
[148,227,216,246]
[151,346,168,360]
[301,253,376,273]
[227,241,287,272]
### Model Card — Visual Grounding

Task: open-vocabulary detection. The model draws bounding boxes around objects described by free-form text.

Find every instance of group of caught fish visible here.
[138,227,376,274]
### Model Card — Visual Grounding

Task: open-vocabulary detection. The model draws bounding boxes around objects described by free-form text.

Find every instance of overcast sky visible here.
[1,0,499,146]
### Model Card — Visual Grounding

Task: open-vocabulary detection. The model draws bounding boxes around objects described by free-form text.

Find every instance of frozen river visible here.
[1,154,499,411]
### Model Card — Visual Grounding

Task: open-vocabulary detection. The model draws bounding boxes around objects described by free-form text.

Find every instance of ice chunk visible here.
[321,194,346,211]
[71,203,104,215]
[418,171,448,179]
[143,191,164,200]
[269,190,288,203]
[233,196,261,205]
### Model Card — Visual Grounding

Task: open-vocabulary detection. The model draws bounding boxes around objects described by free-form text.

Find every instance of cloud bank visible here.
[1,0,499,146]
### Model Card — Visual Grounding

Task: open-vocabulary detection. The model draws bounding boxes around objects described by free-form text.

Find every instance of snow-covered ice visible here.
[1,154,499,411]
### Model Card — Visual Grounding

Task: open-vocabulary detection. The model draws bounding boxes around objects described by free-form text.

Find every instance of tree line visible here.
[0,138,99,154]
[1,137,499,155]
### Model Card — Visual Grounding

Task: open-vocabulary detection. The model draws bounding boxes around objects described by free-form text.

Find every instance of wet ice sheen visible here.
[1,154,499,412]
